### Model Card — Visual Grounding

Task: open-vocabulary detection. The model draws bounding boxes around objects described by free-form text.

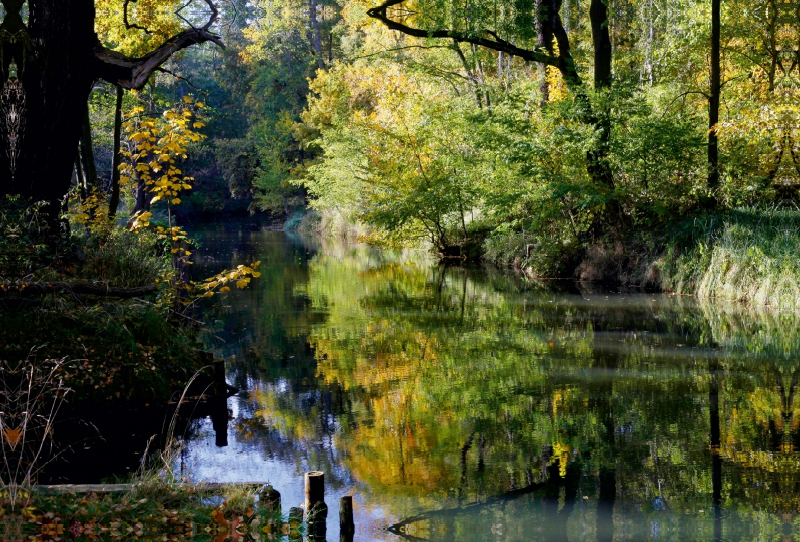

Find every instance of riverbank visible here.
[542,207,800,309]
[658,207,799,308]
[291,206,799,309]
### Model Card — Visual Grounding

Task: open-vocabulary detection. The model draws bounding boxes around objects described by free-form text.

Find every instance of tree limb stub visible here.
[366,0,559,68]
[0,281,158,298]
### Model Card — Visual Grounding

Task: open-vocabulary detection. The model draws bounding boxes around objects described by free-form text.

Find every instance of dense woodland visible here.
[56,0,793,292]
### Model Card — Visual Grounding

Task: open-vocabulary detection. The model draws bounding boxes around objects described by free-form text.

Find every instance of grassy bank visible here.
[659,207,800,308]
[2,444,288,540]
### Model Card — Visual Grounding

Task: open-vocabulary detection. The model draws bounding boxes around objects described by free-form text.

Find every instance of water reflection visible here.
[185,222,800,540]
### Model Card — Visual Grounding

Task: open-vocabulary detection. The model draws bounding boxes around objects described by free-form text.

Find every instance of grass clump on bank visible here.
[660,207,800,309]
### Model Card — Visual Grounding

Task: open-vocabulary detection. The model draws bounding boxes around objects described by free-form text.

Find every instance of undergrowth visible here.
[660,206,800,309]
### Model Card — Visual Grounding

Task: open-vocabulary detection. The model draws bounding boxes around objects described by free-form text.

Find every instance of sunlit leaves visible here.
[190,261,263,301]
[119,96,206,211]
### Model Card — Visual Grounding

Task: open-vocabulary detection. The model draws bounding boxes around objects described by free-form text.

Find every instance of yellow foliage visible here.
[119,96,206,211]
[67,189,114,237]
[188,262,263,303]
[95,0,185,56]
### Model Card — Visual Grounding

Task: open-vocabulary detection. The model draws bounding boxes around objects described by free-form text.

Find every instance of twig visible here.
[124,0,153,34]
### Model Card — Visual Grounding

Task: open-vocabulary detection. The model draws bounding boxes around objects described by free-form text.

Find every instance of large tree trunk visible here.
[0,0,97,216]
[0,0,222,217]
[535,0,554,105]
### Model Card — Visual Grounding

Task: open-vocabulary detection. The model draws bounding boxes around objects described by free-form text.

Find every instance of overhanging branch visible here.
[366,0,559,68]
[93,0,223,90]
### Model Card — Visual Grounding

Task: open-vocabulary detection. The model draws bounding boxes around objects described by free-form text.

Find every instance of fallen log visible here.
[33,482,273,495]
[0,281,158,298]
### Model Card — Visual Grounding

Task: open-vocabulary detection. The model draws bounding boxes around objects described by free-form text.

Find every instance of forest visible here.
[42,0,792,304]
[0,0,798,539]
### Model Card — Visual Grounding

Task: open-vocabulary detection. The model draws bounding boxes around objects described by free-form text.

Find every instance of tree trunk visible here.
[133,174,150,215]
[708,0,721,196]
[0,0,222,219]
[587,0,624,233]
[535,0,554,105]
[309,0,326,70]
[590,0,613,89]
[79,103,98,194]
[0,0,97,217]
[108,85,123,218]
[75,153,86,201]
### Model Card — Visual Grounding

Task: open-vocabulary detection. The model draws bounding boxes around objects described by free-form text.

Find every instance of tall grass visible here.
[661,206,800,310]
[78,227,170,288]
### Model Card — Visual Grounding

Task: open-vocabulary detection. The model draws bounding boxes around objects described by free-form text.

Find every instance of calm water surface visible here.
[182,220,800,541]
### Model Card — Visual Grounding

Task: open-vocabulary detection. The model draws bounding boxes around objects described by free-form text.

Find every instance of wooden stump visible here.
[305,471,327,540]
[261,485,281,513]
[340,495,355,541]
[305,471,324,510]
[213,359,226,397]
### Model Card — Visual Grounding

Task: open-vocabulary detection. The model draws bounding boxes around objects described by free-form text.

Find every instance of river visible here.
[177,219,799,541]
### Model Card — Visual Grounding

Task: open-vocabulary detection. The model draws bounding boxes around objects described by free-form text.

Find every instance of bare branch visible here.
[156,67,211,99]
[202,0,220,30]
[0,281,158,298]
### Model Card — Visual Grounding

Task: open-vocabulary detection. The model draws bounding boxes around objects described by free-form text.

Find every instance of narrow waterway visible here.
[179,219,800,541]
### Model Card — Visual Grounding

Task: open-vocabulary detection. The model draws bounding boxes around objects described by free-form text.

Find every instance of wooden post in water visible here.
[288,507,304,540]
[261,485,281,513]
[305,471,325,510]
[305,471,328,540]
[340,495,355,541]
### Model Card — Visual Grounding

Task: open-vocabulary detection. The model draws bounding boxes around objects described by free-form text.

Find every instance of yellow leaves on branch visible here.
[67,189,113,236]
[119,95,206,209]
[192,262,263,299]
[95,0,185,57]
[128,210,153,233]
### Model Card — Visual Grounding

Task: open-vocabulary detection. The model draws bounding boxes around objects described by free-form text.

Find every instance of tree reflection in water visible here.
[187,227,800,541]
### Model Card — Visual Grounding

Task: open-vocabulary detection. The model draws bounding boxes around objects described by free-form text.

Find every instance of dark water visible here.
[180,220,800,541]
